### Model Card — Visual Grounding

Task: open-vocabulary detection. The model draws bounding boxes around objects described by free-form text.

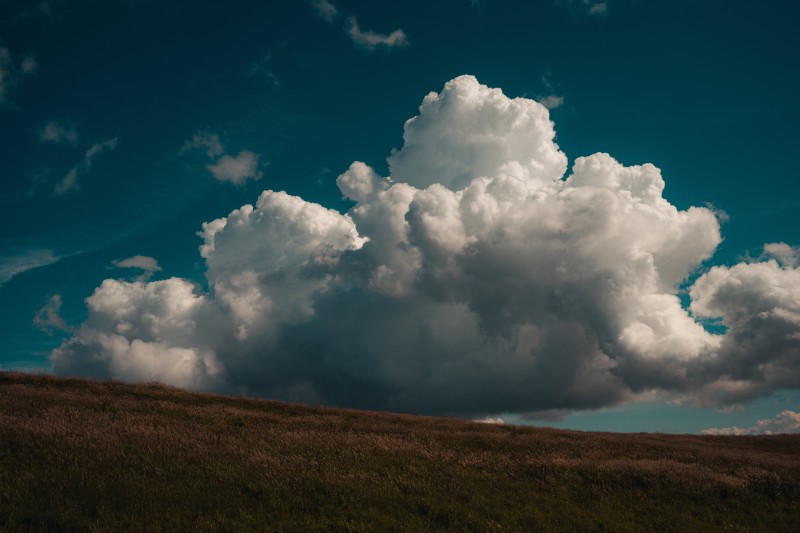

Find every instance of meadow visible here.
[1,372,798,531]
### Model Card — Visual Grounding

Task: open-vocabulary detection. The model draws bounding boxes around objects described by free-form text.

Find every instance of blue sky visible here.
[1,0,799,434]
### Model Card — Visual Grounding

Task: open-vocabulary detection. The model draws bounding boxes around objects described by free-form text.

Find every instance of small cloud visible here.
[53,168,78,195]
[207,151,262,185]
[0,248,61,287]
[702,410,800,435]
[557,0,609,17]
[473,416,506,425]
[0,47,37,106]
[53,138,118,196]
[183,131,263,185]
[309,0,338,23]
[538,95,565,109]
[247,53,280,88]
[111,255,162,281]
[182,131,224,158]
[34,294,74,334]
[347,17,408,51]
[39,120,79,145]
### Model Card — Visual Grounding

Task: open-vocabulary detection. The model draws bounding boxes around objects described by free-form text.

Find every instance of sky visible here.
[1,0,799,434]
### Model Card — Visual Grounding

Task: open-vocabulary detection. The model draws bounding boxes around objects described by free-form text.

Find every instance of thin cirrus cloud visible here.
[182,132,262,185]
[53,138,118,196]
[0,248,61,288]
[50,76,800,420]
[310,1,408,51]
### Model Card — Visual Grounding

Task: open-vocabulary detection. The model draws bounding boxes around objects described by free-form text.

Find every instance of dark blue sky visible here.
[1,0,798,433]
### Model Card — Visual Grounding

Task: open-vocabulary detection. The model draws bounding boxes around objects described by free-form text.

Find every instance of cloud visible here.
[51,76,800,419]
[474,416,506,424]
[53,138,118,195]
[557,0,609,17]
[34,294,74,334]
[182,132,262,185]
[0,248,61,287]
[0,47,36,106]
[346,17,408,50]
[207,152,261,185]
[39,120,79,145]
[111,255,162,281]
[309,0,338,23]
[182,132,224,158]
[702,410,800,435]
[538,95,565,109]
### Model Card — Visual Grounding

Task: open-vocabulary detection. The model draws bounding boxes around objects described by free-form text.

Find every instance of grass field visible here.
[1,371,799,531]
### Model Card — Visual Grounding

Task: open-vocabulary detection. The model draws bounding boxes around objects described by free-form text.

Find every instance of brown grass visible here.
[1,371,799,531]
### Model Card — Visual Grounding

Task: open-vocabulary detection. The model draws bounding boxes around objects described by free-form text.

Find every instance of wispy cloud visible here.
[39,120,79,146]
[246,53,280,88]
[53,138,119,195]
[34,294,74,334]
[703,410,800,435]
[557,0,609,17]
[182,131,262,185]
[309,0,338,23]
[538,95,565,109]
[347,17,408,50]
[0,249,61,288]
[0,47,37,106]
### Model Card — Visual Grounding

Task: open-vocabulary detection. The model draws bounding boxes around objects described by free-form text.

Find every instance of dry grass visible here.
[1,371,799,531]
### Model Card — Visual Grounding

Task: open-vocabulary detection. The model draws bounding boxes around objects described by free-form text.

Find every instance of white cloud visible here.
[51,76,800,419]
[207,151,261,185]
[0,47,36,106]
[53,138,118,196]
[111,255,162,281]
[182,132,262,184]
[538,95,565,109]
[0,248,61,287]
[310,0,338,23]
[474,416,506,424]
[39,120,79,145]
[703,410,800,435]
[34,294,73,334]
[347,17,408,50]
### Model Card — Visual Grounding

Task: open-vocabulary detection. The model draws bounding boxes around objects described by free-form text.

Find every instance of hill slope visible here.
[1,372,799,531]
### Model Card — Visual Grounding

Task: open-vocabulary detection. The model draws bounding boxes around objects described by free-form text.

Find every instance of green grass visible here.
[1,372,799,532]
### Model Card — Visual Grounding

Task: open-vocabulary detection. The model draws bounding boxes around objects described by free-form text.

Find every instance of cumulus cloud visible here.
[346,17,408,50]
[207,152,261,184]
[54,138,118,195]
[182,132,262,185]
[34,294,73,334]
[111,255,162,281]
[39,120,79,145]
[0,47,36,106]
[51,76,800,419]
[703,410,800,435]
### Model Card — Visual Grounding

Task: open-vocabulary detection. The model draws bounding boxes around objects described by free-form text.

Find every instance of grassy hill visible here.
[1,372,799,532]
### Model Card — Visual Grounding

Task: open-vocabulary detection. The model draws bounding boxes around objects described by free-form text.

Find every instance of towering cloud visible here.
[51,76,800,418]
